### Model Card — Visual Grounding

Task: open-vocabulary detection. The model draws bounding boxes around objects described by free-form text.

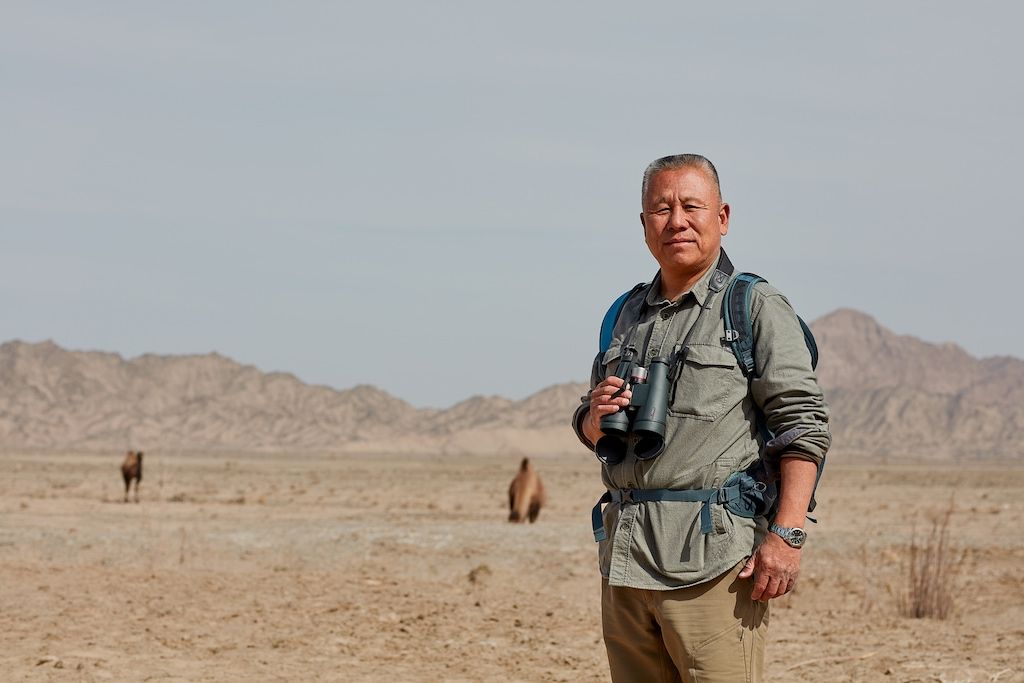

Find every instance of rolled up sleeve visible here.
[748,289,831,466]
[572,400,595,450]
[571,351,606,451]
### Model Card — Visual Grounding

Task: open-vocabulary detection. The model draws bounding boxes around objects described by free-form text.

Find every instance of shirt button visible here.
[627,482,636,488]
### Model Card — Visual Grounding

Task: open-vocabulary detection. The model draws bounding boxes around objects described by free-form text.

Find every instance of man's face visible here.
[640,166,730,280]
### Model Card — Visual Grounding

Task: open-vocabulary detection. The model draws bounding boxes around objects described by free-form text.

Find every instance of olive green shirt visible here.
[573,255,830,590]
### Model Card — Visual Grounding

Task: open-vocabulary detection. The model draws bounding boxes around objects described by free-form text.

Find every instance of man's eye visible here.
[684,204,704,211]
[655,208,670,215]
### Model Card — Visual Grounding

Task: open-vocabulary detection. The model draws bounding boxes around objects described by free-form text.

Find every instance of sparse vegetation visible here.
[898,502,967,620]
[4,452,1020,680]
[467,564,491,583]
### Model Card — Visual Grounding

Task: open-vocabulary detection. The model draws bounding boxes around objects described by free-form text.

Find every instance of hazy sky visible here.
[3,2,1021,407]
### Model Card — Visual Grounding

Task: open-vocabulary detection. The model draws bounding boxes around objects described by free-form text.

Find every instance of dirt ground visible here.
[1,450,1022,683]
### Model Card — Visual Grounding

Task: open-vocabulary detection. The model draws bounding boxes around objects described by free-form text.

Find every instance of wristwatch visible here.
[768,523,807,548]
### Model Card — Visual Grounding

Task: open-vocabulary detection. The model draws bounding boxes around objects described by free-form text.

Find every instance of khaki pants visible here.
[601,563,769,683]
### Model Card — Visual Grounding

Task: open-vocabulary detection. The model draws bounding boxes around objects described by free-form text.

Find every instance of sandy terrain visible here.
[1,450,1022,682]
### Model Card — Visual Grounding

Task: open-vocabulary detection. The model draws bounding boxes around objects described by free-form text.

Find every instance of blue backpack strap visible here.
[599,283,646,353]
[799,317,819,369]
[723,273,818,373]
[722,273,765,376]
[723,272,824,519]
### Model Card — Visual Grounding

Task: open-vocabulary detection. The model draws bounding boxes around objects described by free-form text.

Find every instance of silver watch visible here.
[768,523,807,548]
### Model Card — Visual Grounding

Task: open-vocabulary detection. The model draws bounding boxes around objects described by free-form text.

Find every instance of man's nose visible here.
[668,205,689,229]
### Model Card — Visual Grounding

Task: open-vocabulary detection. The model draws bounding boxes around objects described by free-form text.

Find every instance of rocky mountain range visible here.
[812,309,1023,460]
[1,309,1021,459]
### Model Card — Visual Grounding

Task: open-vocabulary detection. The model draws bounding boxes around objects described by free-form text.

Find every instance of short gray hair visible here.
[641,154,722,206]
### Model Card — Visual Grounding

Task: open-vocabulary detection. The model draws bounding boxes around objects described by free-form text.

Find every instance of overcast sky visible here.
[2,2,1021,407]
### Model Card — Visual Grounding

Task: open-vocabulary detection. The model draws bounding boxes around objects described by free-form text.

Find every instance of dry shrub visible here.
[897,502,967,619]
[467,564,492,583]
[178,526,187,565]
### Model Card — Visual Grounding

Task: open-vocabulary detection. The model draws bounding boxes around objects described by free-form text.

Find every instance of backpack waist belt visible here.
[591,476,767,542]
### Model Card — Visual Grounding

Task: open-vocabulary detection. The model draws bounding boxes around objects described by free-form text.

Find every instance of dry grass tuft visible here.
[467,564,492,583]
[897,502,967,620]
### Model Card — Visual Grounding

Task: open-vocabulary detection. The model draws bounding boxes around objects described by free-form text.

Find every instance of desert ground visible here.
[1,450,1022,682]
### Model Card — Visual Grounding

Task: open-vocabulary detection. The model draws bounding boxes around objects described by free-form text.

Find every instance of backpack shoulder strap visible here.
[723,273,819,374]
[798,317,819,370]
[723,271,825,519]
[722,273,765,376]
[599,283,646,354]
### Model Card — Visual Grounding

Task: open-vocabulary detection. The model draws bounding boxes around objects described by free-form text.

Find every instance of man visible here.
[572,154,830,682]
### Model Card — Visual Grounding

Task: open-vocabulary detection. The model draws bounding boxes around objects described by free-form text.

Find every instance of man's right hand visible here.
[582,376,632,446]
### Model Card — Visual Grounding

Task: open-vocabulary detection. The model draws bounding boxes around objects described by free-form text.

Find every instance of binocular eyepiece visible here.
[595,355,671,466]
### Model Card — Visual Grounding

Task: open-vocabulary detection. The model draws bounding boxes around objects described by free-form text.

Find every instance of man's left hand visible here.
[738,532,801,601]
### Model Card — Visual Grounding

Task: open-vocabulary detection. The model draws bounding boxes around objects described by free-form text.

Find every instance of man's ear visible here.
[719,203,730,236]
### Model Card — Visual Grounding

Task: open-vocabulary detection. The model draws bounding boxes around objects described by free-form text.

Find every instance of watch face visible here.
[771,524,806,547]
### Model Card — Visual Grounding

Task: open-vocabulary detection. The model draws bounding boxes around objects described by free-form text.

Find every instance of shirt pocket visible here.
[601,344,623,379]
[669,343,746,421]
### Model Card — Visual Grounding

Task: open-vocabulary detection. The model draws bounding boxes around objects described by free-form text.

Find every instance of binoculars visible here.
[595,353,671,465]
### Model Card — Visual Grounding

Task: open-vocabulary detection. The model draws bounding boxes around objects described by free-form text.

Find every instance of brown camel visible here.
[121,450,143,503]
[508,457,546,523]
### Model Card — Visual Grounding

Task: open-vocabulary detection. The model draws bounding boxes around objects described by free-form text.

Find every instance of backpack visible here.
[598,271,825,520]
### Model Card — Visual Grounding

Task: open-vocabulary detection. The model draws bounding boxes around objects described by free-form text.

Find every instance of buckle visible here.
[618,489,635,505]
[716,485,740,504]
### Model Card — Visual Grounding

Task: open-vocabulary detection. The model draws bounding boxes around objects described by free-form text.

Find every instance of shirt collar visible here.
[644,253,723,309]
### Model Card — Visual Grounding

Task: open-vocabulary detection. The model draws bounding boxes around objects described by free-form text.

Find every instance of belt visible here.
[591,481,758,542]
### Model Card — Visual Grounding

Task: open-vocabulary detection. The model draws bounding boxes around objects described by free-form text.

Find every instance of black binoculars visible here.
[595,351,671,465]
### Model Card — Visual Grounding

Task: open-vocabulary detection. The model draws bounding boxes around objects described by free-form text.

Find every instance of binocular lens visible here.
[595,432,664,464]
[633,433,665,461]
[595,435,627,466]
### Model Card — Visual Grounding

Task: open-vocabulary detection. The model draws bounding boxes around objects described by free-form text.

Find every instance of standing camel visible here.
[121,451,143,503]
[508,457,546,523]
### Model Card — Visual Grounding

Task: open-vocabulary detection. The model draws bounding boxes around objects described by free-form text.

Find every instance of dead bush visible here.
[467,564,492,583]
[897,502,967,620]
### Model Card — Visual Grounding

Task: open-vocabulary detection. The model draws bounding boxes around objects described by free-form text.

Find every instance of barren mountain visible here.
[811,310,1024,459]
[1,310,1021,459]
[0,340,586,455]
[0,341,426,451]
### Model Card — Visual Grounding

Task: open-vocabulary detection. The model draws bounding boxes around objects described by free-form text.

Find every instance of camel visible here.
[121,450,143,503]
[508,457,546,523]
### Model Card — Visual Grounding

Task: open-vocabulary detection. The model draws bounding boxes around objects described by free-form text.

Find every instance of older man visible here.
[572,154,830,682]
